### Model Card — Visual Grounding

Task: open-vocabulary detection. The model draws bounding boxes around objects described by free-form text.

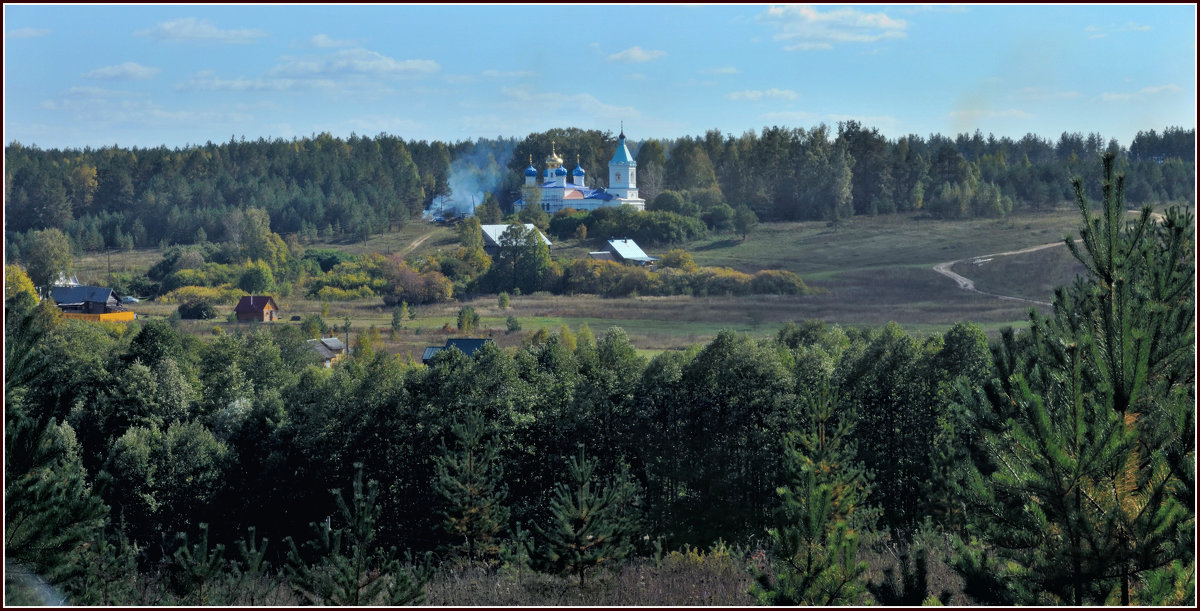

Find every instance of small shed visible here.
[605,239,657,265]
[234,296,279,322]
[307,335,347,368]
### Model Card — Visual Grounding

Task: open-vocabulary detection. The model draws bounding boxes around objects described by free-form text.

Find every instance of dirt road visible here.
[931,241,1070,307]
[401,232,433,257]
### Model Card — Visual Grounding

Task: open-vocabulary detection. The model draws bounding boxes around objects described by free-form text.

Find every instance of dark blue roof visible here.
[49,285,115,305]
[525,165,537,176]
[554,166,567,176]
[574,166,586,175]
[445,338,492,357]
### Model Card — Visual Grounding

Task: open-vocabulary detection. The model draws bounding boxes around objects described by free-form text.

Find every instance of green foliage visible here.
[752,382,871,606]
[237,259,275,294]
[535,446,640,586]
[432,410,510,564]
[506,315,522,334]
[23,227,73,295]
[734,206,758,239]
[300,312,329,338]
[177,300,218,320]
[285,463,431,605]
[953,153,1195,605]
[391,303,409,333]
[102,421,232,545]
[456,305,480,333]
[3,420,108,589]
[497,291,510,309]
[64,527,139,605]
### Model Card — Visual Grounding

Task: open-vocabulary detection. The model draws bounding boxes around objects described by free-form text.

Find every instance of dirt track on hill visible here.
[401,232,433,256]
[931,241,1068,307]
[933,210,1165,305]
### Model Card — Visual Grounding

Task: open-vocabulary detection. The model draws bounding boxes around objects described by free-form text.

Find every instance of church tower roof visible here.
[611,129,635,165]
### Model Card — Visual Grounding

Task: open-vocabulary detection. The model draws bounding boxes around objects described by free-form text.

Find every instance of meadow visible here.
[75,209,1095,356]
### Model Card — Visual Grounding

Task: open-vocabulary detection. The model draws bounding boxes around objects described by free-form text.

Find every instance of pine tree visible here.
[535,446,640,586]
[432,410,510,564]
[954,153,1195,605]
[752,381,872,605]
[285,463,430,605]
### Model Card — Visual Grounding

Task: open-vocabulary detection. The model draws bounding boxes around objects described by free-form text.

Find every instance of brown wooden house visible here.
[233,296,279,322]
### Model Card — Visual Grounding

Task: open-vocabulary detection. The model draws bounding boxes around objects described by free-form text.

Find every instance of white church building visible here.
[513,128,646,214]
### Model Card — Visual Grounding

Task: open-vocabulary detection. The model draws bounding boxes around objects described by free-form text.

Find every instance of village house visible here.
[233,295,279,322]
[48,285,136,322]
[307,335,347,368]
[421,337,494,365]
[589,238,657,266]
[479,223,552,258]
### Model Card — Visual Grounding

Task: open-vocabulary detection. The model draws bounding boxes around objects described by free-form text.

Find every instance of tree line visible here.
[6,125,1194,266]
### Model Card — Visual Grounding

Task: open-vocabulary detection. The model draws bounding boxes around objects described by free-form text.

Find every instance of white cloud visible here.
[8,27,50,39]
[948,108,1033,121]
[341,115,426,136]
[1086,21,1153,39]
[307,34,357,48]
[176,71,310,92]
[40,91,252,127]
[481,69,534,79]
[703,67,740,75]
[607,46,667,63]
[757,5,907,51]
[728,88,799,102]
[269,48,440,78]
[1100,83,1181,102]
[136,17,267,44]
[759,110,816,124]
[83,62,160,81]
[499,87,640,120]
[1013,87,1080,101]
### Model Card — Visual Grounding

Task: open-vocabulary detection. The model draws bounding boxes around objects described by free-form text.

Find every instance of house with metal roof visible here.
[421,337,494,365]
[48,285,135,322]
[604,239,657,265]
[479,224,552,257]
[307,336,347,368]
[513,128,645,214]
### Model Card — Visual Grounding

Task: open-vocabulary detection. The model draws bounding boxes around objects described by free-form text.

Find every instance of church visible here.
[513,128,646,214]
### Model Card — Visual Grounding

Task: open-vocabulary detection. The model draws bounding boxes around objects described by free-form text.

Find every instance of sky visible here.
[3,3,1196,151]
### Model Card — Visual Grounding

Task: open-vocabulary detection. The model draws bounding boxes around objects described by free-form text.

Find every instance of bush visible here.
[177,301,218,320]
[506,316,522,334]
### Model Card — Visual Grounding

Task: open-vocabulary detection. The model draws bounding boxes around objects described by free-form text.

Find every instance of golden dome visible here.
[545,141,564,166]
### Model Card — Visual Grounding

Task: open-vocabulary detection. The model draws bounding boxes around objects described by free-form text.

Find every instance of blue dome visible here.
[555,166,567,176]
[573,166,586,176]
[525,165,537,177]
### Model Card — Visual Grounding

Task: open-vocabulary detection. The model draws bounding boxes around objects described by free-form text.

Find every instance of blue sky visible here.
[4,4,1195,150]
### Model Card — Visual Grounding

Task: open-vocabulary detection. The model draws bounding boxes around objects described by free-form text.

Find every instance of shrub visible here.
[177,301,218,320]
[506,316,522,334]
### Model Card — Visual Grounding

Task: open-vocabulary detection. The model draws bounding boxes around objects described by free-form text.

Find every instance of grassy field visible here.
[77,208,1110,354]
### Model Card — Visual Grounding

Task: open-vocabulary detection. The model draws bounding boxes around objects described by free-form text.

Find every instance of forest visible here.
[4,125,1195,263]
[4,153,1195,605]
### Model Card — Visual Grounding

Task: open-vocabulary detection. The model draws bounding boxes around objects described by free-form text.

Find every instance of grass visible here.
[73,208,1106,354]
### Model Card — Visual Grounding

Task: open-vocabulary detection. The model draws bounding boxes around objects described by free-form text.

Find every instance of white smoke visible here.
[433,138,518,219]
